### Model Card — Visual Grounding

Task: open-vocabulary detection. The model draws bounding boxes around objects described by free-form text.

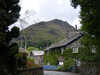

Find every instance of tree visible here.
[0,0,20,75]
[71,0,97,40]
[71,0,99,74]
[16,52,27,70]
[79,34,96,61]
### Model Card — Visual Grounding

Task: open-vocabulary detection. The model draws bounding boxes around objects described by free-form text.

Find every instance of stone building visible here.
[45,31,83,69]
[45,31,83,54]
[30,51,44,65]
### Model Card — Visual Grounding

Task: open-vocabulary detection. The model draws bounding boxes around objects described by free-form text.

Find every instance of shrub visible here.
[64,59,74,71]
[16,52,27,69]
[27,46,39,52]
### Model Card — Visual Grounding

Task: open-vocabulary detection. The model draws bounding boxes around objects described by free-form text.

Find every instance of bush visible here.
[64,59,74,71]
[27,57,34,63]
[27,46,39,52]
[27,57,34,68]
[58,65,64,71]
[16,52,27,69]
[27,57,42,68]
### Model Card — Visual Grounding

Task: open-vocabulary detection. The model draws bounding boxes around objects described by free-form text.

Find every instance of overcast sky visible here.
[11,0,81,30]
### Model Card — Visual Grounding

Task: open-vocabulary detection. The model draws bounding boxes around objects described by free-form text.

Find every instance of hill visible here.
[16,19,76,48]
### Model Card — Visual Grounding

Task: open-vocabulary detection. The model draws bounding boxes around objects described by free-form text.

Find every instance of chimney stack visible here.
[75,25,78,31]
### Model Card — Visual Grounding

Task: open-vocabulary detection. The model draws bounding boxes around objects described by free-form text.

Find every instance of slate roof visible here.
[45,32,83,51]
[32,51,44,56]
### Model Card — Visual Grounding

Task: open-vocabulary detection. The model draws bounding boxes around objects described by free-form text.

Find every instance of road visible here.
[44,71,79,75]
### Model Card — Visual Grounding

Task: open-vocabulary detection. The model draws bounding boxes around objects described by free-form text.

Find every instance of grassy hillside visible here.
[17,19,76,48]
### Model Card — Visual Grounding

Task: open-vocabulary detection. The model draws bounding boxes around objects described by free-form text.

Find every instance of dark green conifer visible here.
[0,0,20,75]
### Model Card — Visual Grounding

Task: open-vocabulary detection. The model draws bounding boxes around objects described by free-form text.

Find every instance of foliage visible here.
[71,0,97,43]
[44,50,61,65]
[63,48,73,59]
[71,0,100,74]
[44,48,76,70]
[71,0,98,54]
[44,53,48,65]
[64,59,74,71]
[63,48,77,71]
[27,57,42,68]
[46,53,58,65]
[64,48,79,60]
[44,48,80,72]
[27,57,36,68]
[9,43,19,56]
[79,35,96,61]
[10,26,20,38]
[58,65,64,71]
[27,57,34,64]
[16,52,27,69]
[8,43,19,75]
[0,0,20,74]
[27,46,39,52]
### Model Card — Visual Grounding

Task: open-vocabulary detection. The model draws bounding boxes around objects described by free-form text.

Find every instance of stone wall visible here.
[80,62,97,75]
[18,67,44,75]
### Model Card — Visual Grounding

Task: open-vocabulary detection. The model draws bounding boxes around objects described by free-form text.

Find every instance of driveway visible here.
[44,71,79,75]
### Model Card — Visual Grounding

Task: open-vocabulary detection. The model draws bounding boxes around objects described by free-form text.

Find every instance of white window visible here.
[92,48,96,53]
[59,62,64,66]
[72,47,78,53]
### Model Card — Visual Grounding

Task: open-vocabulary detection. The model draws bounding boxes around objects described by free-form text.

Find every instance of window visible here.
[92,48,96,53]
[72,47,78,53]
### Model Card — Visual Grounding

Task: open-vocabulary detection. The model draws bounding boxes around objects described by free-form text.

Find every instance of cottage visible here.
[45,31,83,67]
[30,51,44,65]
[45,32,83,54]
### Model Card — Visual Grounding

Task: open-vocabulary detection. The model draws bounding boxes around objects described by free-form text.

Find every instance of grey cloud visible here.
[37,0,80,24]
[10,0,80,30]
